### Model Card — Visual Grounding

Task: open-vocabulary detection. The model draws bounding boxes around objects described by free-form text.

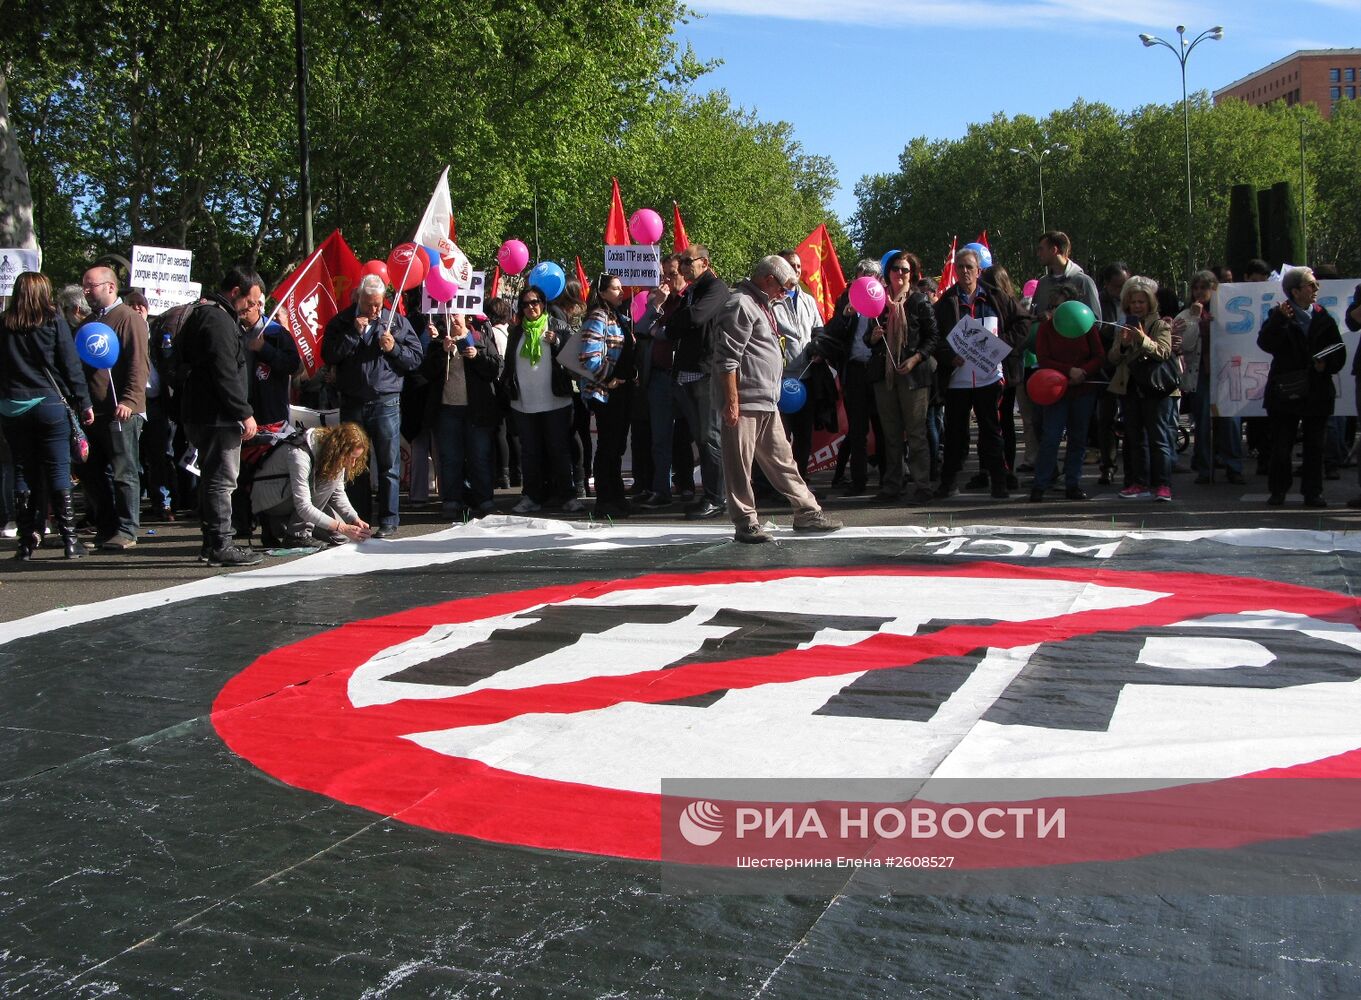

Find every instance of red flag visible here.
[604,177,628,246]
[795,223,847,323]
[939,235,958,292]
[272,249,338,378]
[274,230,360,309]
[574,256,591,302]
[672,202,690,253]
[489,265,501,300]
[975,230,989,249]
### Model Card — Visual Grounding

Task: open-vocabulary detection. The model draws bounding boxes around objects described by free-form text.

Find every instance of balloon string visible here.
[384,252,419,338]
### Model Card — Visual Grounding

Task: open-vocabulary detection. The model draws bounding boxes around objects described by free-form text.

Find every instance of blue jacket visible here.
[321,306,424,402]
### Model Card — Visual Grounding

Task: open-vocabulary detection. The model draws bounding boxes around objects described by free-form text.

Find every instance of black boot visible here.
[13,492,37,561]
[56,490,87,559]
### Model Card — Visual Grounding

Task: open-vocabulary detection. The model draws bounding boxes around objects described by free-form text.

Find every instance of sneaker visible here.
[208,544,263,567]
[734,523,773,544]
[1064,487,1091,501]
[0,521,16,539]
[1154,485,1173,502]
[932,484,959,500]
[512,497,542,515]
[280,534,324,549]
[1118,483,1151,499]
[559,497,587,513]
[1097,469,1114,486]
[99,535,137,550]
[792,512,843,534]
[371,525,398,538]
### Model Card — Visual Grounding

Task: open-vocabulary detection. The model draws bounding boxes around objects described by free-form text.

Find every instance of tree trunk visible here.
[0,70,38,251]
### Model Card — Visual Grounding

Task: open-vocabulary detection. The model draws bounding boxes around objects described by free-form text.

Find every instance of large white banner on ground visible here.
[1211,279,1360,418]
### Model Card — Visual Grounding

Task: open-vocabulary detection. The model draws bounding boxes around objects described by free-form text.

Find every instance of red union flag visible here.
[795,223,847,323]
[276,252,338,377]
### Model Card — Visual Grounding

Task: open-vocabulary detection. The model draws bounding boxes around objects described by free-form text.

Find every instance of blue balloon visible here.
[421,245,440,267]
[879,249,902,276]
[76,321,120,369]
[528,261,566,302]
[777,377,807,414]
[962,242,993,269]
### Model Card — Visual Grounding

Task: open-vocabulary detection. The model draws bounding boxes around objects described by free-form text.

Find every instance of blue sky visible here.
[674,0,1361,227]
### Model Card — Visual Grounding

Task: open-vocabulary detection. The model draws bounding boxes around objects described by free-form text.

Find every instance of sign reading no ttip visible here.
[212,563,1361,863]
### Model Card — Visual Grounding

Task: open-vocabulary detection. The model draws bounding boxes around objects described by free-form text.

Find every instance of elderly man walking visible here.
[716,255,842,543]
[322,274,424,537]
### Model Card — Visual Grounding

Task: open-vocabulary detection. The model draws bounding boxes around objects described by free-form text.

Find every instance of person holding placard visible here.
[932,247,1026,500]
[1257,266,1346,508]
[78,265,150,549]
[1,273,94,560]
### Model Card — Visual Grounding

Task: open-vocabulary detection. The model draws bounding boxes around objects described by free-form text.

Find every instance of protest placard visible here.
[946,316,1011,384]
[421,271,485,316]
[141,281,202,316]
[603,245,661,287]
[130,245,193,288]
[0,248,42,295]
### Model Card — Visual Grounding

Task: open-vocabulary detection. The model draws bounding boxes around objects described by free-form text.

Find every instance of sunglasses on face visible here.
[889,265,913,274]
[521,299,544,308]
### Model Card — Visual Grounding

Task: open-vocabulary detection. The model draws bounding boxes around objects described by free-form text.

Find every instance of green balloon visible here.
[1024,349,1038,369]
[1053,300,1095,338]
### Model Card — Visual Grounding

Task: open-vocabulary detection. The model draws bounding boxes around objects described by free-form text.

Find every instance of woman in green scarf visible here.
[499,285,584,514]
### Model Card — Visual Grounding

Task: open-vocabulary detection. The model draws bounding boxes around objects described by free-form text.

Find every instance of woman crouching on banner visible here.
[1108,276,1178,502]
[1257,266,1346,508]
[1029,285,1105,502]
[579,273,636,519]
[501,285,583,515]
[250,421,372,547]
[0,272,94,559]
[423,311,503,521]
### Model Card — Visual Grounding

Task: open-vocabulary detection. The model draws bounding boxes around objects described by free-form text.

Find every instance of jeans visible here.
[3,399,73,502]
[186,423,243,550]
[1123,393,1177,489]
[1035,392,1097,490]
[647,371,676,497]
[436,405,495,513]
[141,396,177,510]
[341,394,402,528]
[672,375,725,504]
[513,405,575,504]
[941,383,1006,489]
[84,412,144,542]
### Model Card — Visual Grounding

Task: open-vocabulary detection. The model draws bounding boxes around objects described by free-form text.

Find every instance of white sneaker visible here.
[511,497,541,515]
[0,521,16,539]
[560,498,588,513]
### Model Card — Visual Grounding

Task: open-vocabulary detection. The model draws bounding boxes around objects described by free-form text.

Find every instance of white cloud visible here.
[686,0,1208,29]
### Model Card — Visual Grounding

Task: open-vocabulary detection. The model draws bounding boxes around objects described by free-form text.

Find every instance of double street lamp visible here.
[1138,24,1225,289]
[1008,142,1068,233]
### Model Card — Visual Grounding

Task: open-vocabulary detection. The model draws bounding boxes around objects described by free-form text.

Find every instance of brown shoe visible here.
[99,535,137,550]
[792,512,843,534]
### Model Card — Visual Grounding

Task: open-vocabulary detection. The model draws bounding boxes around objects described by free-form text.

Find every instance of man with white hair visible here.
[321,274,424,536]
[715,255,842,543]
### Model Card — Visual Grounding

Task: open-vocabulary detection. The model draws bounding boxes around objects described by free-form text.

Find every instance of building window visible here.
[1333,86,1343,100]
[1348,68,1357,82]
[1332,68,1341,82]
[1348,87,1357,100]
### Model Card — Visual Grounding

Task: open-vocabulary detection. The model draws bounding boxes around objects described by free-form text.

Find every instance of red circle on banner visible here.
[212,563,1361,861]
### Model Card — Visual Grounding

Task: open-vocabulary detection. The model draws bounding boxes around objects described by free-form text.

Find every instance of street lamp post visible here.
[1008,142,1068,233]
[1139,24,1224,290]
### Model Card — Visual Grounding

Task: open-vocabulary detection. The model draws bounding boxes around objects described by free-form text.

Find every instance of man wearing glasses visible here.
[715,255,842,543]
[78,265,150,550]
[667,245,730,519]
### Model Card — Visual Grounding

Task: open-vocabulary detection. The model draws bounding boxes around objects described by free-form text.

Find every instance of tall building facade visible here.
[1214,49,1361,119]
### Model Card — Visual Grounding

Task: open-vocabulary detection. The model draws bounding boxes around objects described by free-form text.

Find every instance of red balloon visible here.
[1026,368,1068,406]
[386,243,429,292]
[360,259,390,287]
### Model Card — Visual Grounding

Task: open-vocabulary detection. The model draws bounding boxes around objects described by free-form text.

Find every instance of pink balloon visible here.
[630,290,650,324]
[848,276,886,318]
[498,239,529,275]
[629,208,664,245]
[425,267,459,303]
[1022,279,1040,299]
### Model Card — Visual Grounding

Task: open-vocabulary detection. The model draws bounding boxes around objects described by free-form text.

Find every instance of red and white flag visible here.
[269,248,338,377]
[414,167,455,257]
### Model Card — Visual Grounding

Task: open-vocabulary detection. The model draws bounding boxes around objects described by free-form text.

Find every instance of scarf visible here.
[519,313,549,365]
[881,294,909,386]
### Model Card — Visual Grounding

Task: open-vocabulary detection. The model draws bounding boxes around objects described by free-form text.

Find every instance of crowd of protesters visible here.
[3,231,1361,561]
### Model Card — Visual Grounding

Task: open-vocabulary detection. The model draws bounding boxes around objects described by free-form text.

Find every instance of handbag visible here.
[42,365,90,464]
[1127,352,1181,398]
[1271,368,1310,404]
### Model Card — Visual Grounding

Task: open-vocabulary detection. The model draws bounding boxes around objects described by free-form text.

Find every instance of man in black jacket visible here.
[667,245,730,519]
[176,267,263,566]
[321,273,424,536]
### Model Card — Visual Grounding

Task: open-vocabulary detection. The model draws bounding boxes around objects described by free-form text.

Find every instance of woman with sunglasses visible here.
[866,251,939,503]
[1,271,94,560]
[500,286,583,514]
[578,273,636,518]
